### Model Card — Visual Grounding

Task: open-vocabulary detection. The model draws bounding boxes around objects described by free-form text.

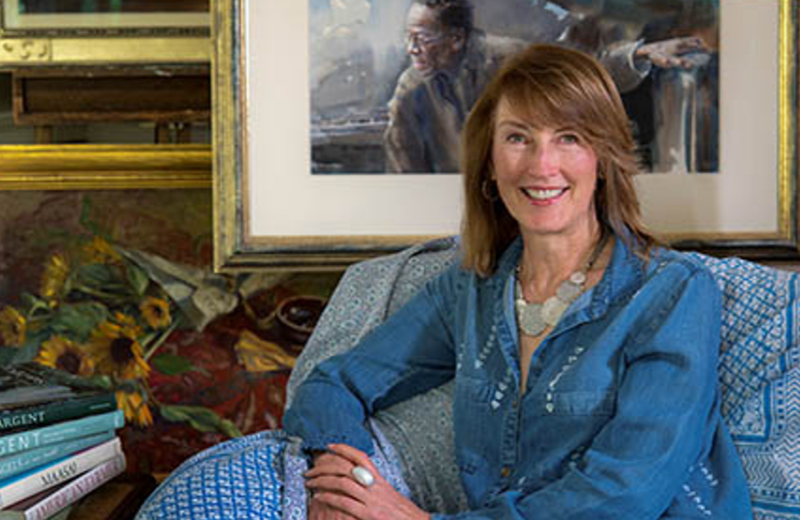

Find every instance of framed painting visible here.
[0,0,210,65]
[214,0,799,272]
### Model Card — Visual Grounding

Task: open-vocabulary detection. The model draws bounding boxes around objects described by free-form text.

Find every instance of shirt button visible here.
[501,467,511,478]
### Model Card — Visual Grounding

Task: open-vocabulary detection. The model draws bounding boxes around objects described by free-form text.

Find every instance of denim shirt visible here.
[283,236,753,519]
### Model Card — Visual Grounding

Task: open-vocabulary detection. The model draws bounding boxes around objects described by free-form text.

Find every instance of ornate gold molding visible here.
[778,0,796,242]
[0,144,211,190]
[0,37,209,66]
[0,38,50,62]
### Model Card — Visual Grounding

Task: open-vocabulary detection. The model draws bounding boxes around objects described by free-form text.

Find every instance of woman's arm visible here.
[283,266,462,455]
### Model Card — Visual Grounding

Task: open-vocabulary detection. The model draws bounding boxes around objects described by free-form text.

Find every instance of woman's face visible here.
[491,97,599,240]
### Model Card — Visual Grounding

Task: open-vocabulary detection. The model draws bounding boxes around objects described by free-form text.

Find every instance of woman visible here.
[285,43,752,519]
[137,44,752,519]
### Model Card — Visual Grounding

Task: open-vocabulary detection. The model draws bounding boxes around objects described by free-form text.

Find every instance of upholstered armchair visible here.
[286,238,800,519]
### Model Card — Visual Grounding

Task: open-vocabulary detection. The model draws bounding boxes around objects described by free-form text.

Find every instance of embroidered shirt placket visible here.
[699,462,719,487]
[477,324,498,370]
[491,367,514,411]
[496,292,523,488]
[683,483,713,517]
[545,345,587,414]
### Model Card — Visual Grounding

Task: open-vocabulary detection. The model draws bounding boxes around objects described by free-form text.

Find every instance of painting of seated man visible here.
[310,0,718,175]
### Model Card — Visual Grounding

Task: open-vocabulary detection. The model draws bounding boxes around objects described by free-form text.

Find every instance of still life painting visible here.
[0,190,340,474]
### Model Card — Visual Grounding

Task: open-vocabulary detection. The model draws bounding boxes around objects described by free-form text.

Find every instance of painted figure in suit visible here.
[384,0,710,174]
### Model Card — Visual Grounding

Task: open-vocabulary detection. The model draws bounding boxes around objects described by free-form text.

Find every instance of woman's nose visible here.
[528,143,560,175]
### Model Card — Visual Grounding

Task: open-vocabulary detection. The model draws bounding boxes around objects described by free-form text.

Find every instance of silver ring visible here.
[351,465,375,487]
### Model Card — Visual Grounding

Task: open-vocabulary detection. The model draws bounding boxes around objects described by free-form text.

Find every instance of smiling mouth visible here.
[523,188,567,201]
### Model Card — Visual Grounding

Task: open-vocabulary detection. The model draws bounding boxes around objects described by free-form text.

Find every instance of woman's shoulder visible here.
[425,259,476,295]
[647,246,717,282]
[422,254,509,310]
[618,246,722,356]
[608,239,719,309]
[634,246,720,302]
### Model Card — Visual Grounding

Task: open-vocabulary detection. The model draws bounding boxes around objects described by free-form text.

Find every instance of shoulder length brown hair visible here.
[460,43,658,276]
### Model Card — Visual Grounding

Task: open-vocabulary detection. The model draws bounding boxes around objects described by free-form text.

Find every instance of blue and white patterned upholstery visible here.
[138,240,800,518]
[136,422,410,520]
[136,431,291,520]
[693,254,800,519]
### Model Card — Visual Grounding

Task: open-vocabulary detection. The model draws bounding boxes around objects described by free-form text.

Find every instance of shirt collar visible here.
[494,231,648,326]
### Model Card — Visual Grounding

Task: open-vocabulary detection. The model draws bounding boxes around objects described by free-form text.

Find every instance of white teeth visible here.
[524,188,564,200]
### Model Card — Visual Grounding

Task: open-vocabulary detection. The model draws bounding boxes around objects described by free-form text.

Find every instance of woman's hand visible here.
[308,497,357,520]
[305,444,430,520]
[308,451,358,520]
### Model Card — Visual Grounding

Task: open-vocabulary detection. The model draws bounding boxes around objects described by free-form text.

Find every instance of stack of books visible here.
[0,363,125,520]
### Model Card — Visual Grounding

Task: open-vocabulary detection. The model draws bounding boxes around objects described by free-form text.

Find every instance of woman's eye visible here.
[506,133,526,144]
[559,133,579,145]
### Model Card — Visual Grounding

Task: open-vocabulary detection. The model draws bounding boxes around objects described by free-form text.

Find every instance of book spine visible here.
[0,437,122,508]
[23,455,126,520]
[0,394,117,433]
[0,431,114,482]
[0,410,124,458]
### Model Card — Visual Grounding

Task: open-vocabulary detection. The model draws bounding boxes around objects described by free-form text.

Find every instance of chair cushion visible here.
[693,254,800,519]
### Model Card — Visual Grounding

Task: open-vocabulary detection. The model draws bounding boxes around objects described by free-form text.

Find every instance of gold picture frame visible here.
[214,0,799,273]
[0,144,211,190]
[0,0,210,65]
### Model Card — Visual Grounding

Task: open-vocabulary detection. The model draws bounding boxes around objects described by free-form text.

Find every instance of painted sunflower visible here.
[140,296,172,329]
[116,390,153,428]
[0,306,26,347]
[35,335,94,377]
[87,316,150,381]
[112,312,141,334]
[40,253,69,305]
[82,236,122,265]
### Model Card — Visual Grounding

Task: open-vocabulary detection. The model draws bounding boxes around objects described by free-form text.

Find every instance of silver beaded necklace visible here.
[514,230,609,337]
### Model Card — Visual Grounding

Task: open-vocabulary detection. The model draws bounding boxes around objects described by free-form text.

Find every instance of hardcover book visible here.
[0,437,123,508]
[0,364,108,411]
[0,411,124,458]
[0,454,126,520]
[0,392,117,434]
[0,431,114,482]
